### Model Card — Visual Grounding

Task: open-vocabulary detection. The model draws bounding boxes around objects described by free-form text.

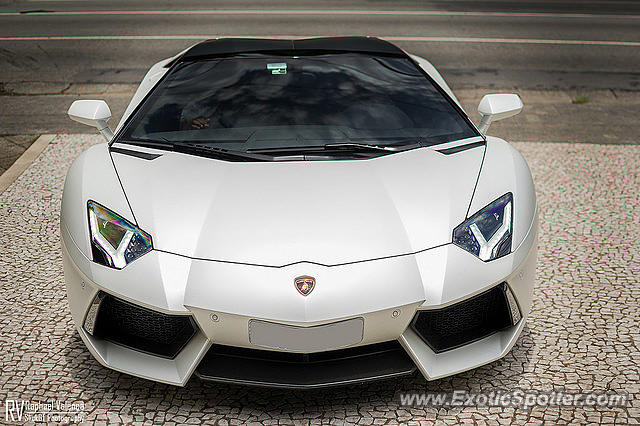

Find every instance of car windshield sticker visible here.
[267,62,287,75]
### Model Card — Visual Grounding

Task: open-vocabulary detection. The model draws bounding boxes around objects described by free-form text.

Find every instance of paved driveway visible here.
[0,135,638,424]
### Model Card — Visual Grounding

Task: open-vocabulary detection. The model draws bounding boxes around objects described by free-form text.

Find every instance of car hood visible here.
[111,144,484,266]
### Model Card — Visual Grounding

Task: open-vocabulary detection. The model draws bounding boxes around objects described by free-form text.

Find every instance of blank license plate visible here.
[249,317,364,352]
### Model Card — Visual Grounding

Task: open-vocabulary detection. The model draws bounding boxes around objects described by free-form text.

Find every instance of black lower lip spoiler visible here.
[195,341,416,388]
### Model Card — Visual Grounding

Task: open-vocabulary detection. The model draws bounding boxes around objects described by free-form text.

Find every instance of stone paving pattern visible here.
[0,135,638,424]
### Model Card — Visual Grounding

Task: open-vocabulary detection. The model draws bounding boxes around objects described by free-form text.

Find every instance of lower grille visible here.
[411,283,520,353]
[196,341,416,388]
[85,291,197,359]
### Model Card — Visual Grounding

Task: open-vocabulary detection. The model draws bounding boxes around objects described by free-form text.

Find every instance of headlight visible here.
[453,193,512,261]
[87,201,152,269]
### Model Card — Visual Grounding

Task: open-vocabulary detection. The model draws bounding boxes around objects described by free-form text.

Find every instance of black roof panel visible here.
[180,37,405,61]
[293,37,404,55]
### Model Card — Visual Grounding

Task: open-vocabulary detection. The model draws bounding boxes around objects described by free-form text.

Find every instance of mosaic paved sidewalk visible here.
[0,135,638,424]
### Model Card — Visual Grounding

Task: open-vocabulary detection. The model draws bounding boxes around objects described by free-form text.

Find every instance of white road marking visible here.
[0,35,638,47]
[0,9,639,19]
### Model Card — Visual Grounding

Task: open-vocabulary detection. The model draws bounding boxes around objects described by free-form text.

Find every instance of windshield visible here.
[118,53,478,158]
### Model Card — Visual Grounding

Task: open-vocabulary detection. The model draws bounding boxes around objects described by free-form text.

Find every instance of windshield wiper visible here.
[123,139,272,162]
[323,142,393,151]
[177,143,273,162]
[122,138,423,160]
[248,142,422,155]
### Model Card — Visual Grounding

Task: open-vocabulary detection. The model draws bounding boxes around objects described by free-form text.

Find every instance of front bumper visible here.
[61,212,537,387]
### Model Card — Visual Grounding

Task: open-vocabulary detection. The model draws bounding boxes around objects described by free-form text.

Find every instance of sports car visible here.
[61,37,537,388]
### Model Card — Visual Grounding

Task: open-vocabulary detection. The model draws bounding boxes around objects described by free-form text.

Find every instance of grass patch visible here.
[572,95,590,104]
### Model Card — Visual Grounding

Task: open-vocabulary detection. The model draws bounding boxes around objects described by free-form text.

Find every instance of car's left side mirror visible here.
[477,94,523,134]
[68,100,114,141]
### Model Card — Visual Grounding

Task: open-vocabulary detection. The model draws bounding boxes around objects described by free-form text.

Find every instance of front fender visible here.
[468,136,537,250]
[60,143,135,274]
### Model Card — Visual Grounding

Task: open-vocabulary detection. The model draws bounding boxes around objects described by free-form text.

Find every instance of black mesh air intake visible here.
[411,283,517,353]
[88,292,197,359]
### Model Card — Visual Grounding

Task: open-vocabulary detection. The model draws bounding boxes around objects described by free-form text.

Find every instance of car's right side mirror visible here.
[477,94,523,134]
[68,100,114,141]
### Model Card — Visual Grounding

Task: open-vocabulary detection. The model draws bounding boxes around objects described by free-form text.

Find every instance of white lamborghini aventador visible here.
[61,37,537,388]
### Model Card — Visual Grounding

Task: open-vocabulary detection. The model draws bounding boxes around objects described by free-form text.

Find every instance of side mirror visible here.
[477,94,523,134]
[68,100,114,141]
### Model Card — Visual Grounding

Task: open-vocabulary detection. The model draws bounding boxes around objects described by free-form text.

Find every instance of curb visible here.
[0,134,57,195]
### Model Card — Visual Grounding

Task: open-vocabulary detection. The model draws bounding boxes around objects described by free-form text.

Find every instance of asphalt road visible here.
[0,0,638,138]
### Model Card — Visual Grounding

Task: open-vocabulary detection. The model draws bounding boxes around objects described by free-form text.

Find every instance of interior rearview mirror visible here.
[477,94,523,134]
[67,100,114,141]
